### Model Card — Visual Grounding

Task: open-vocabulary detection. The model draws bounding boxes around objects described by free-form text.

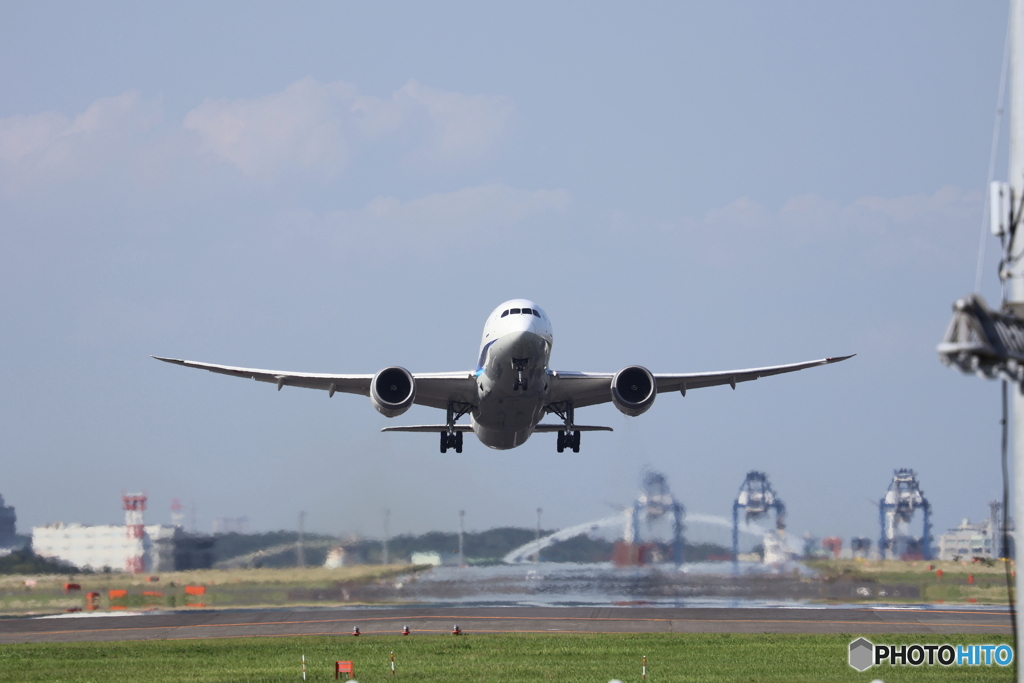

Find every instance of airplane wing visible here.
[547,355,853,409]
[151,357,477,410]
[381,424,613,433]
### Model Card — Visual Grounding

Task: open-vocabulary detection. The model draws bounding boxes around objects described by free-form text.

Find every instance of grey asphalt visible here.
[0,606,1012,644]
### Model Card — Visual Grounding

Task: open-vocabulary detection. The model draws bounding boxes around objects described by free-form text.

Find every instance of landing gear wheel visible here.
[441,401,473,454]
[551,401,582,453]
[512,358,529,391]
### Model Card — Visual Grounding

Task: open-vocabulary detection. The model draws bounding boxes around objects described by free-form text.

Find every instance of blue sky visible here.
[0,2,1012,548]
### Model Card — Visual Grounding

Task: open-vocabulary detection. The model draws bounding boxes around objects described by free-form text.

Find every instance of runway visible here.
[0,605,1012,644]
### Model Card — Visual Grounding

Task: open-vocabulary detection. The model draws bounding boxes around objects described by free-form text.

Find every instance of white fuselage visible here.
[471,299,554,449]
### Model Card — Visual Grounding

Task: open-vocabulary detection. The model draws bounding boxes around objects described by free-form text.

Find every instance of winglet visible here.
[825,354,855,363]
[152,356,186,365]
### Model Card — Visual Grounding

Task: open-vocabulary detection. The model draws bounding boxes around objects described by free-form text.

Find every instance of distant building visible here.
[936,502,1014,561]
[211,516,250,534]
[409,551,461,567]
[0,494,19,549]
[31,523,214,572]
[410,552,442,566]
[937,520,995,560]
[850,537,872,559]
[325,547,351,568]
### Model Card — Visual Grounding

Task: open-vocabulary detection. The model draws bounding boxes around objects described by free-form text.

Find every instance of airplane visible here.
[154,298,851,453]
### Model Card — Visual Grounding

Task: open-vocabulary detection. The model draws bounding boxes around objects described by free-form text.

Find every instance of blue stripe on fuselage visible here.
[476,339,497,372]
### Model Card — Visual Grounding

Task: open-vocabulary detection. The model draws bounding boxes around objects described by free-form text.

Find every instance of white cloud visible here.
[353,183,569,232]
[350,92,403,138]
[395,80,512,165]
[272,183,570,252]
[0,78,512,189]
[778,186,975,240]
[0,91,159,178]
[183,78,355,178]
[0,111,70,163]
[183,77,512,177]
[689,186,978,270]
[66,90,159,137]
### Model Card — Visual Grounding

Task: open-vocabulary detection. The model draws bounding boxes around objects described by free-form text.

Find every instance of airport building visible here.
[30,492,216,573]
[32,523,178,572]
[935,502,1014,561]
[31,523,216,573]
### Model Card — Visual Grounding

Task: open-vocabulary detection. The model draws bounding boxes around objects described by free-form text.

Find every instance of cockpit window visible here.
[522,308,533,315]
[510,308,521,314]
[501,310,509,318]
[532,310,541,318]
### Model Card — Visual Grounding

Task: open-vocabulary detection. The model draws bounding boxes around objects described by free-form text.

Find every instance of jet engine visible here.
[370,366,416,417]
[611,365,656,416]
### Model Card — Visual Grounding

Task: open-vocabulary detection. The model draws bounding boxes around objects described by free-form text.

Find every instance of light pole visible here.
[1005,5,1024,676]
[296,511,306,568]
[535,508,542,563]
[382,508,390,565]
[458,510,465,567]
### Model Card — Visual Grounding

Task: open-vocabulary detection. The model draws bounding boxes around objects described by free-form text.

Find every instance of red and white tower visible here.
[170,498,184,528]
[122,492,147,574]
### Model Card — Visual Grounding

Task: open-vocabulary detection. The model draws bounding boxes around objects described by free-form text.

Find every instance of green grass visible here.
[0,634,1014,682]
[0,565,423,615]
[807,559,1016,604]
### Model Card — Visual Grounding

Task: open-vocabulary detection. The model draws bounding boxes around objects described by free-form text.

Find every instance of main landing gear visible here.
[440,430,463,453]
[440,401,472,454]
[557,430,580,453]
[549,401,581,453]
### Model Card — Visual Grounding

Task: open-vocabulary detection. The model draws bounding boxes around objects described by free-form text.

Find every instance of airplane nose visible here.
[506,329,529,347]
[506,329,544,356]
[508,314,535,332]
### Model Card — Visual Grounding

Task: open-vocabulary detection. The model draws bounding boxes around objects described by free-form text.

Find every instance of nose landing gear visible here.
[511,358,529,391]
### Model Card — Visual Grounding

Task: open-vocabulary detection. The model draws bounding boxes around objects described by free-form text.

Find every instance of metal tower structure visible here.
[990,500,1006,559]
[624,470,685,567]
[936,4,1023,674]
[731,471,786,571]
[0,494,16,548]
[1010,8,1024,669]
[170,498,184,528]
[296,511,306,568]
[878,469,931,560]
[122,492,147,574]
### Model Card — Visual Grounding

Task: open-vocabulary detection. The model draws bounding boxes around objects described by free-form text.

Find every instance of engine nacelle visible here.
[611,365,657,416]
[370,366,416,417]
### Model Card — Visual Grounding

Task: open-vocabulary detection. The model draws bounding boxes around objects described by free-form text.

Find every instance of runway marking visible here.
[2,611,1011,639]
[9,624,1011,645]
[867,609,1008,616]
[158,630,692,641]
